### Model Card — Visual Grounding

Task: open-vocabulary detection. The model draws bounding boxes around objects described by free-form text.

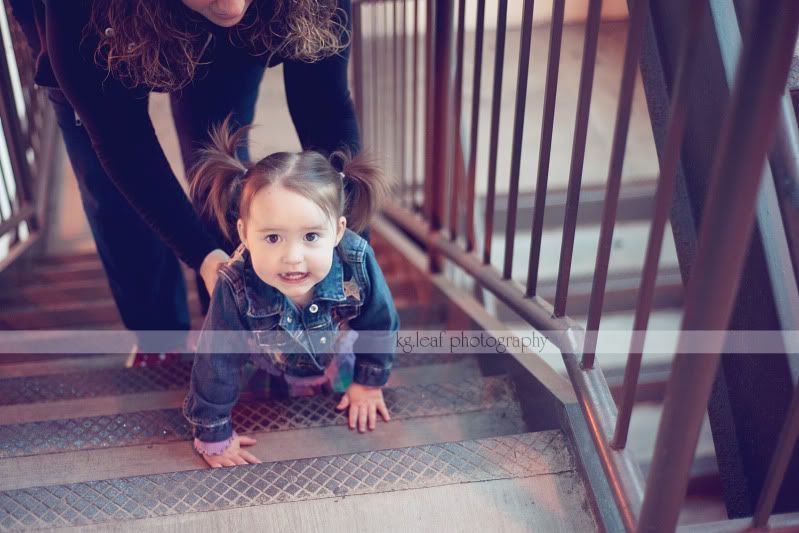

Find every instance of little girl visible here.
[183,122,399,468]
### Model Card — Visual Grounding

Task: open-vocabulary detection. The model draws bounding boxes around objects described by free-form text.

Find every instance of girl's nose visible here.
[282,243,303,265]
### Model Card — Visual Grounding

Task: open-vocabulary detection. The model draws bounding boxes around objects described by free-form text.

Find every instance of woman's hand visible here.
[199,248,230,295]
[336,383,391,432]
[202,435,261,468]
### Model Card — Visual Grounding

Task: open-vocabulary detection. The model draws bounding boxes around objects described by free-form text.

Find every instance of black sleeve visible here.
[44,1,218,269]
[282,0,361,155]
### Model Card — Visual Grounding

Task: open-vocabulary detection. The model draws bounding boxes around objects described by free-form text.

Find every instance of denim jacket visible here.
[183,229,400,442]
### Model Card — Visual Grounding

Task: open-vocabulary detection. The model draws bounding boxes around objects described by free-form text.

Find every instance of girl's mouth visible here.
[279,272,310,283]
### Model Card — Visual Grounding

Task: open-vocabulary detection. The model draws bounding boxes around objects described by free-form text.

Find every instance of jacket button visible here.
[286,316,293,323]
[309,304,319,313]
[320,337,327,344]
[104,27,115,37]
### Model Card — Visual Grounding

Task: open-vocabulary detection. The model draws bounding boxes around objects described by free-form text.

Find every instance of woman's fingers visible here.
[358,405,368,433]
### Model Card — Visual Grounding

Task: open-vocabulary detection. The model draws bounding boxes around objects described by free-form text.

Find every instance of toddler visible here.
[183,122,399,468]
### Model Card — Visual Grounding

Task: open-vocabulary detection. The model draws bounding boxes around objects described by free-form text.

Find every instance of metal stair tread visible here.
[0,355,483,410]
[0,375,519,460]
[0,299,447,329]
[0,430,580,531]
[0,407,531,493]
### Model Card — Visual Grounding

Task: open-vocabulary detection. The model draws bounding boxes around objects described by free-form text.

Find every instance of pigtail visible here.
[189,117,251,243]
[332,150,391,233]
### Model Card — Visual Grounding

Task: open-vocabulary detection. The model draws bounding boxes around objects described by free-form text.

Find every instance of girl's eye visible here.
[265,234,281,244]
[304,232,320,242]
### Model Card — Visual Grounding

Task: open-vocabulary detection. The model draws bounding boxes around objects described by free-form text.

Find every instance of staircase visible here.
[0,225,599,531]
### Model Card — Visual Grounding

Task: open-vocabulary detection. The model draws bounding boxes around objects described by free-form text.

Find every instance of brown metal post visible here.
[553,0,602,317]
[371,3,380,150]
[464,0,486,253]
[448,0,466,241]
[638,3,799,531]
[428,0,455,273]
[526,0,564,297]
[352,3,365,135]
[612,0,705,450]
[423,0,435,226]
[482,0,508,265]
[411,0,420,208]
[581,0,651,369]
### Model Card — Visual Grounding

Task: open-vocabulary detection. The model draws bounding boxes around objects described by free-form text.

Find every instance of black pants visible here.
[48,52,265,346]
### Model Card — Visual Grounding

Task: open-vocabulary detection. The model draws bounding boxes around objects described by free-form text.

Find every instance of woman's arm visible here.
[282,0,361,154]
[44,1,218,269]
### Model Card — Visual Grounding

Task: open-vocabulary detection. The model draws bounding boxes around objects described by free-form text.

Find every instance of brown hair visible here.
[89,0,348,91]
[189,119,389,243]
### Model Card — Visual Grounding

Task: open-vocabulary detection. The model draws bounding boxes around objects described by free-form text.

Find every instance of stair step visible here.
[0,355,482,409]
[0,298,445,329]
[0,375,517,460]
[0,355,130,379]
[0,408,529,493]
[92,471,594,533]
[0,431,594,531]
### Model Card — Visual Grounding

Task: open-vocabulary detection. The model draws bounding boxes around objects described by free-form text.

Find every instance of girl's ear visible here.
[334,216,347,245]
[236,219,247,247]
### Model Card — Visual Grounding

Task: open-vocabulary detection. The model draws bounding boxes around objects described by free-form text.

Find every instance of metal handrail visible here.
[352,0,799,530]
[0,0,57,272]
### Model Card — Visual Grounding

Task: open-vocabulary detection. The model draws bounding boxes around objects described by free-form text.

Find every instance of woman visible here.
[11,0,360,356]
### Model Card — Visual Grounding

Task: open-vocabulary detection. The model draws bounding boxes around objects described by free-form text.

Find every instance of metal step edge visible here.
[58,472,597,533]
[0,430,572,531]
[0,355,480,407]
[0,375,518,460]
[0,407,531,493]
[0,352,469,380]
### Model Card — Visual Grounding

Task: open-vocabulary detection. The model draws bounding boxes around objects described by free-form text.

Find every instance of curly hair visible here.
[89,0,349,92]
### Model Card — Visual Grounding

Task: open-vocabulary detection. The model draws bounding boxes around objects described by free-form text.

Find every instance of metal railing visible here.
[351,0,799,531]
[0,0,57,272]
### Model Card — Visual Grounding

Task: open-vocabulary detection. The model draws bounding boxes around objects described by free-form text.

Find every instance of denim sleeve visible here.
[183,278,251,442]
[348,246,400,387]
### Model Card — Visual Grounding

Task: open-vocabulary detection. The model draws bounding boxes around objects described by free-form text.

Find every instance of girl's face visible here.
[238,184,346,308]
[181,0,254,27]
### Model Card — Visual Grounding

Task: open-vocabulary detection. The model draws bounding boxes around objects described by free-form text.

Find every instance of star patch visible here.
[342,280,361,301]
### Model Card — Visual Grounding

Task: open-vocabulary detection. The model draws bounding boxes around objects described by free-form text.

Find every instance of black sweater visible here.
[12,0,359,269]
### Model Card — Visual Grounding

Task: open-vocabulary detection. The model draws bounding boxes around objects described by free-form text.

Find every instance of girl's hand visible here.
[199,248,230,296]
[336,383,391,432]
[202,435,262,468]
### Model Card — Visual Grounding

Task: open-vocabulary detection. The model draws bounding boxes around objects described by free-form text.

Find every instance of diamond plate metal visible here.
[0,431,572,531]
[0,376,518,458]
[0,355,475,406]
[0,363,193,406]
